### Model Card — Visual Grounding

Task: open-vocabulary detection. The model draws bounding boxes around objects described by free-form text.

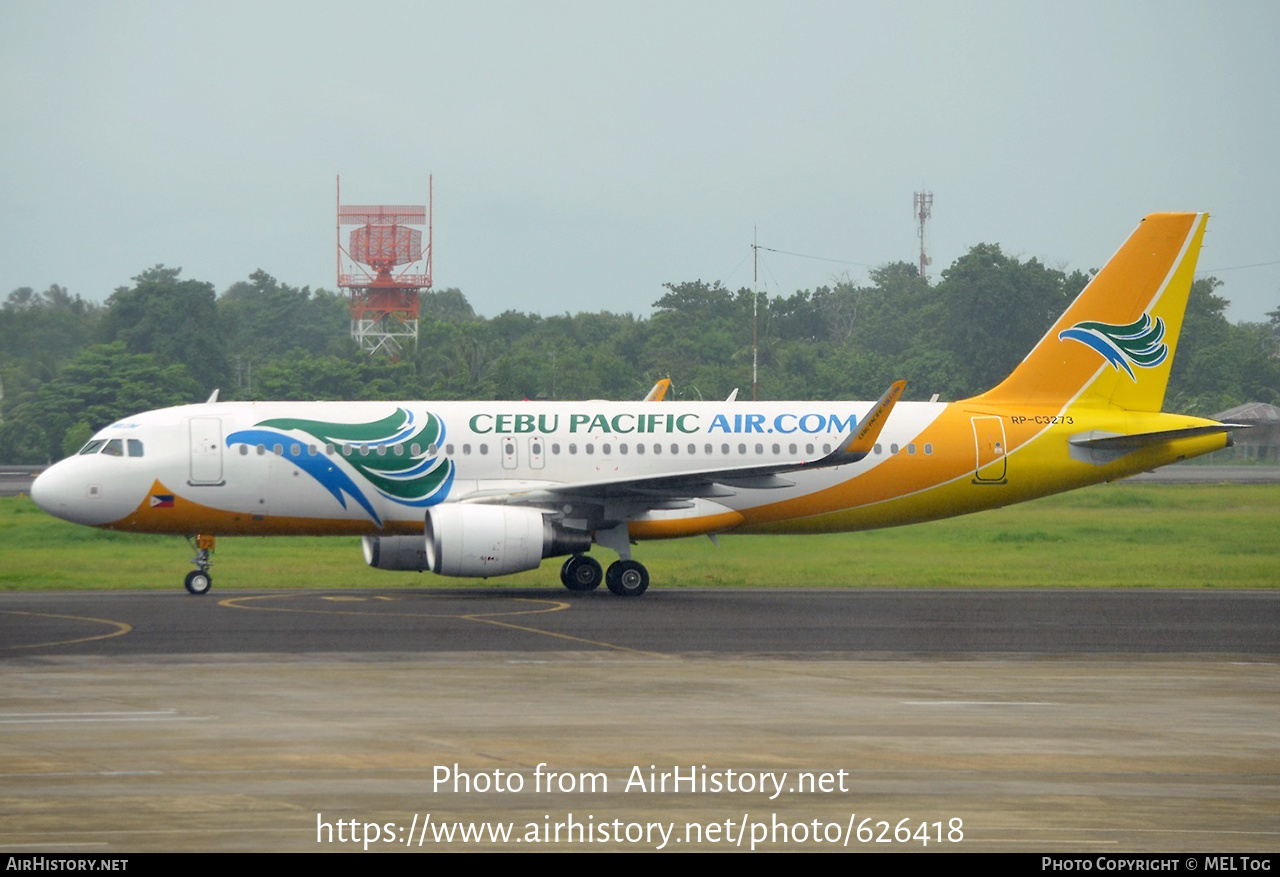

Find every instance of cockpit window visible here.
[78,438,143,457]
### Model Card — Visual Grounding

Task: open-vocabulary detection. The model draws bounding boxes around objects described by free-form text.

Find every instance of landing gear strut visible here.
[592,523,650,596]
[560,554,603,592]
[184,534,215,595]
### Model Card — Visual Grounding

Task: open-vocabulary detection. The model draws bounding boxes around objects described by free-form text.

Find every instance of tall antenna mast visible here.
[336,176,434,359]
[752,226,759,401]
[914,190,933,281]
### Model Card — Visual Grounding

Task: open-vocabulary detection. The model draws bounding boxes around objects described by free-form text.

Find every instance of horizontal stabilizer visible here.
[1069,423,1245,465]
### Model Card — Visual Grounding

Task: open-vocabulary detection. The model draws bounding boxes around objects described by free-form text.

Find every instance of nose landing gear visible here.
[184,534,215,595]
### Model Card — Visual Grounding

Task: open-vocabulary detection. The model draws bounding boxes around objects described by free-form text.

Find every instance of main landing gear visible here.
[560,555,603,592]
[562,523,651,597]
[605,559,649,596]
[559,554,649,597]
[558,553,650,594]
[184,534,215,595]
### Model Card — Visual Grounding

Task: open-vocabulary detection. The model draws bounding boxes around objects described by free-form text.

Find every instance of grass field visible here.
[2,483,1277,591]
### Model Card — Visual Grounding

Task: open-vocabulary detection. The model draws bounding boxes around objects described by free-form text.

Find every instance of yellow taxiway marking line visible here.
[217,592,665,656]
[1,610,133,650]
[461,601,670,657]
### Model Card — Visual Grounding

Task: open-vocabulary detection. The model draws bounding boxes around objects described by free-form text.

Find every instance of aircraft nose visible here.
[29,459,126,526]
[30,462,73,519]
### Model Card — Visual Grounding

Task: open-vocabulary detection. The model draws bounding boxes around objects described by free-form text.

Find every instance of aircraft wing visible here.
[462,381,906,509]
[642,378,672,402]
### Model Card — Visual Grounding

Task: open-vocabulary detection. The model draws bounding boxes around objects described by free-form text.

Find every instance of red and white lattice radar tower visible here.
[336,176,433,357]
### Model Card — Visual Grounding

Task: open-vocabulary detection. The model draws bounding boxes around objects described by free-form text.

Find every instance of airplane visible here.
[30,213,1239,597]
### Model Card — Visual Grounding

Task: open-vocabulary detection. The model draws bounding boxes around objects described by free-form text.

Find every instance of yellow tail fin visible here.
[975,213,1208,412]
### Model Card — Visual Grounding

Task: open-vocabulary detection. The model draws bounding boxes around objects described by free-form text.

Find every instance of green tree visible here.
[218,270,350,378]
[420,288,478,323]
[99,266,229,392]
[0,342,201,462]
[0,283,101,371]
[936,245,1080,394]
[252,350,419,401]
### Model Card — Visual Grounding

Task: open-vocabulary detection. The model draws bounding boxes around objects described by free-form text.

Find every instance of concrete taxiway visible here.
[1,588,1277,852]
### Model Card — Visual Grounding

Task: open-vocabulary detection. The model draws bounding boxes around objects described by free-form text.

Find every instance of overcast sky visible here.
[2,0,1277,323]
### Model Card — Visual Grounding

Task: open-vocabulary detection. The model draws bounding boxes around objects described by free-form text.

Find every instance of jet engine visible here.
[363,504,591,577]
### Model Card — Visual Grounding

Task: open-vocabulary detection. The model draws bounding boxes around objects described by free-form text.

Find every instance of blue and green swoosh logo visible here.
[1058,314,1168,380]
[227,409,454,526]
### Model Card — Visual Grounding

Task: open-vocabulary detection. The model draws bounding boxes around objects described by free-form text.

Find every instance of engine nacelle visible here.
[362,505,591,578]
[362,533,430,571]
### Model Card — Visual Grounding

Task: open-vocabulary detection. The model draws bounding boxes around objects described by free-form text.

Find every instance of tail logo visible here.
[1058,313,1168,380]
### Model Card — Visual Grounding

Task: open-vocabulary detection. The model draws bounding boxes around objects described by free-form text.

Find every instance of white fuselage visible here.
[32,398,951,537]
